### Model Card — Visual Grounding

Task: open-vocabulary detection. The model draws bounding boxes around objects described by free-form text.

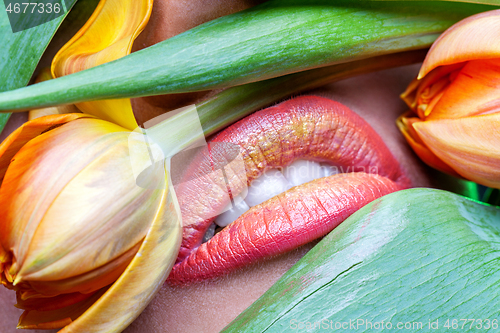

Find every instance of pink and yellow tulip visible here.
[0,114,181,331]
[398,9,500,188]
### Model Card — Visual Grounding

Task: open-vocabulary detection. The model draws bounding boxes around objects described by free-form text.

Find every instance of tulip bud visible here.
[398,9,500,188]
[0,114,181,331]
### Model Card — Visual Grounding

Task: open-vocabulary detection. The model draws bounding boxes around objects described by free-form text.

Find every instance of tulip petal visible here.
[16,290,98,311]
[414,113,500,188]
[0,118,130,282]
[51,0,153,130]
[58,180,181,333]
[17,287,107,330]
[25,241,141,296]
[28,69,80,121]
[427,59,500,120]
[396,112,461,177]
[0,113,92,185]
[419,9,500,78]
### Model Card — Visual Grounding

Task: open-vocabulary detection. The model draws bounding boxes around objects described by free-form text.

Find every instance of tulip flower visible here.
[0,114,181,331]
[398,9,500,189]
[51,0,153,130]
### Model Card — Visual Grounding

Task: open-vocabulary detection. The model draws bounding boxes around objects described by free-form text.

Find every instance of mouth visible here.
[167,95,410,286]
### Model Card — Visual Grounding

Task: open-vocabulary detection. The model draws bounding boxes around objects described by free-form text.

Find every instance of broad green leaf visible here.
[0,0,81,133]
[0,0,492,112]
[224,188,500,332]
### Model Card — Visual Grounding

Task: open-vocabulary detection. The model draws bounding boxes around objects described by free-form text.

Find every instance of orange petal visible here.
[396,112,460,177]
[17,288,106,330]
[52,0,153,130]
[414,113,500,188]
[0,113,92,185]
[16,290,97,311]
[419,9,500,78]
[0,118,128,279]
[428,59,500,120]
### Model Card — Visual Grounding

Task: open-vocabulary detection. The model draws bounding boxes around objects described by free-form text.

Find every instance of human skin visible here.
[0,1,442,332]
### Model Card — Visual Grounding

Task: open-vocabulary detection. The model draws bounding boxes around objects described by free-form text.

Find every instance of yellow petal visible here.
[428,59,500,120]
[396,112,460,177]
[28,69,81,121]
[414,113,500,188]
[58,179,181,333]
[51,0,153,130]
[419,9,500,79]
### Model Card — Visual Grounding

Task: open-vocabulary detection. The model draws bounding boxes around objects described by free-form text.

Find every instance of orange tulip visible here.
[398,9,500,189]
[0,114,181,331]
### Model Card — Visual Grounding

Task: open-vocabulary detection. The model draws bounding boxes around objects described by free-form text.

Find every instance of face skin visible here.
[0,1,442,332]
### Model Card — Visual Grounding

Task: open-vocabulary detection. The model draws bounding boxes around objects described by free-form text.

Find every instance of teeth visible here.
[283,160,323,187]
[320,163,341,177]
[202,223,216,243]
[212,161,344,230]
[215,196,250,227]
[244,169,292,207]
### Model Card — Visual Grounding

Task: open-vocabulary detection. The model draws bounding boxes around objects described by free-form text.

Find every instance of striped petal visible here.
[419,9,500,78]
[414,113,500,188]
[51,0,153,130]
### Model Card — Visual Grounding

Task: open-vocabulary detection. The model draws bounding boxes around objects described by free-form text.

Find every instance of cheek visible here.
[125,243,316,333]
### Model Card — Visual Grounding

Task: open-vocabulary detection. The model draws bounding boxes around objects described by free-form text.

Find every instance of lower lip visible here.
[168,96,409,285]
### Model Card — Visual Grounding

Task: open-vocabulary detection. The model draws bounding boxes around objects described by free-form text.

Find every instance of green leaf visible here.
[223,189,500,332]
[0,0,79,133]
[0,0,492,112]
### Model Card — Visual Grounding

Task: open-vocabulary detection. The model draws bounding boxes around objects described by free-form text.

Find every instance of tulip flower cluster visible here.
[398,10,500,189]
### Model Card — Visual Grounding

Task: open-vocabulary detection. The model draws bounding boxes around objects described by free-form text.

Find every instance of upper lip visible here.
[168,95,410,285]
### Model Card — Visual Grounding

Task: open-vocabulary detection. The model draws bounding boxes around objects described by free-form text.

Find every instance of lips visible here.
[168,96,410,285]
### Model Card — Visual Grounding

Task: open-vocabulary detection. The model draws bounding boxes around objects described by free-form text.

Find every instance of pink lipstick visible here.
[169,96,409,285]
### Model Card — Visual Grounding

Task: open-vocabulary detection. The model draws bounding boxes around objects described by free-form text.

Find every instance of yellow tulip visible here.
[398,9,500,188]
[0,114,181,331]
[51,0,153,130]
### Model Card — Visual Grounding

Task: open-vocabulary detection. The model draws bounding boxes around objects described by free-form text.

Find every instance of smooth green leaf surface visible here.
[224,189,500,332]
[0,0,78,133]
[0,0,492,112]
